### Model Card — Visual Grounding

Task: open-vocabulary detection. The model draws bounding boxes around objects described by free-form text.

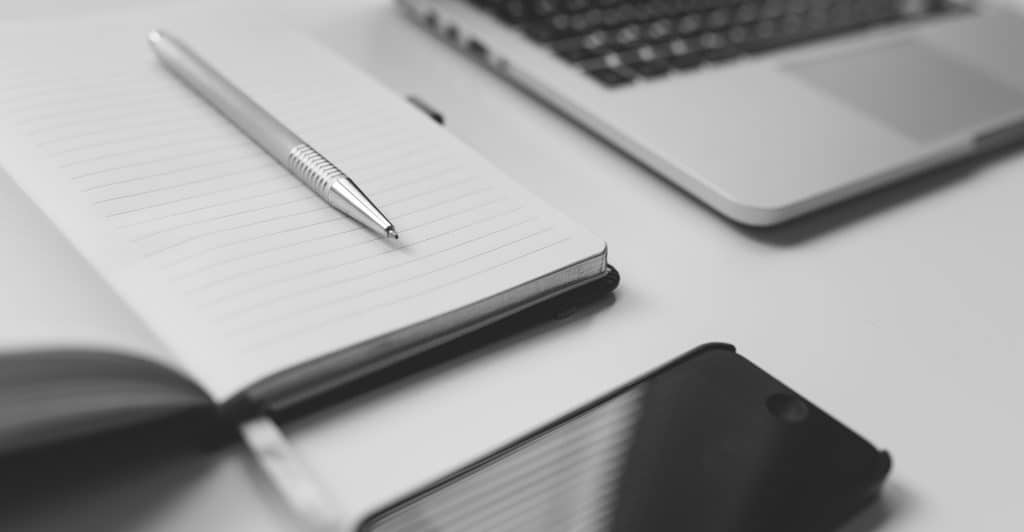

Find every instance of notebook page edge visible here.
[249,244,608,409]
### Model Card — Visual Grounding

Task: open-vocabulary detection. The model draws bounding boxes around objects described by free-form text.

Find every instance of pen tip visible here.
[386,227,399,240]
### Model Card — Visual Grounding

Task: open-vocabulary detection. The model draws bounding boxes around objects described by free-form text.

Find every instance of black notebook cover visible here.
[245,265,621,424]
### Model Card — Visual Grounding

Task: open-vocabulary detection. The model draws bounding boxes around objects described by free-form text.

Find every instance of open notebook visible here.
[0,11,610,454]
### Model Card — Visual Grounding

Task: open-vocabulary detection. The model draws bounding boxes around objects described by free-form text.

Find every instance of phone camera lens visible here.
[765,392,809,423]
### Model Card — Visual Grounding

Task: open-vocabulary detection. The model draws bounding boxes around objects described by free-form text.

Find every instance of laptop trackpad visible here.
[786,39,1024,142]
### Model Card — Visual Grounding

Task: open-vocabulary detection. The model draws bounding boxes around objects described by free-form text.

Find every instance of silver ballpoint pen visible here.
[148,30,399,239]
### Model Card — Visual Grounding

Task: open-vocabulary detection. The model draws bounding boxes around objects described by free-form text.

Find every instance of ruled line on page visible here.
[12,85,187,123]
[104,173,287,217]
[167,192,507,285]
[112,181,307,229]
[144,175,474,266]
[154,216,342,267]
[70,141,260,181]
[227,223,554,335]
[0,72,162,105]
[83,158,278,193]
[172,191,507,298]
[20,97,212,136]
[90,159,273,203]
[121,165,473,245]
[132,170,480,259]
[143,208,334,257]
[63,129,246,166]
[104,174,289,218]
[195,202,526,311]
[242,233,573,348]
[35,114,215,148]
[131,195,316,240]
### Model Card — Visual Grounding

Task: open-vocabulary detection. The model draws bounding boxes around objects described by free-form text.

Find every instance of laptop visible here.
[398,0,1024,225]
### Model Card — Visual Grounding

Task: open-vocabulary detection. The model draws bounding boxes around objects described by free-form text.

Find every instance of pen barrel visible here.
[149,31,301,159]
[149,30,395,237]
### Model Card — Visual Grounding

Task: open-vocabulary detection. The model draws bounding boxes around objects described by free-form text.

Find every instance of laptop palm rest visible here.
[785,39,1024,143]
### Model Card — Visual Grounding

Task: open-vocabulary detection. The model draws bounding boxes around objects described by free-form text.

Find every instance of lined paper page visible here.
[0,12,605,401]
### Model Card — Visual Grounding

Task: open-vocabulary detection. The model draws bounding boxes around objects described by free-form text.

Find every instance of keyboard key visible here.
[621,45,671,76]
[644,18,675,41]
[698,31,739,61]
[726,25,752,48]
[734,2,760,24]
[676,13,703,35]
[587,67,635,85]
[658,37,703,69]
[705,8,732,30]
[581,52,626,69]
[615,23,646,48]
[530,0,560,17]
[600,4,641,27]
[583,29,613,48]
[552,34,610,61]
[582,53,637,85]
[496,1,529,23]
[570,9,607,32]
[786,0,810,16]
[523,20,568,41]
[632,60,671,76]
[566,0,595,11]
[741,17,787,51]
[761,0,786,19]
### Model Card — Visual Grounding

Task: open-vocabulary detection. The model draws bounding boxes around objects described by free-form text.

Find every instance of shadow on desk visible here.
[837,482,916,532]
[0,411,219,532]
[734,142,1024,246]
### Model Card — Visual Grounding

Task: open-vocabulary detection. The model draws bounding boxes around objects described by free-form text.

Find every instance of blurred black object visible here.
[362,343,891,532]
[609,343,891,532]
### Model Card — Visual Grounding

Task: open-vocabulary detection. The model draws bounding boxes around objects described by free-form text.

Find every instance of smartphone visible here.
[360,343,891,532]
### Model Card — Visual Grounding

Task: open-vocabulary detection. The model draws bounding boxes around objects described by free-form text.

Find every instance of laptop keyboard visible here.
[464,0,958,87]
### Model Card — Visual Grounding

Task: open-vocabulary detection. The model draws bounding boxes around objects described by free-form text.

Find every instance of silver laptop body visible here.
[399,0,1024,225]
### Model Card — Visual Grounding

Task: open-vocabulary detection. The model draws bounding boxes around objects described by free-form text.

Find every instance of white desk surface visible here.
[3,1,1023,531]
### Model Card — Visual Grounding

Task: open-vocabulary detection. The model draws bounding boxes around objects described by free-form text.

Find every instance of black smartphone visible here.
[361,343,891,532]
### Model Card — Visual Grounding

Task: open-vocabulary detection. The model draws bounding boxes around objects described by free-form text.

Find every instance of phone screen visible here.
[366,386,643,532]
[361,346,887,532]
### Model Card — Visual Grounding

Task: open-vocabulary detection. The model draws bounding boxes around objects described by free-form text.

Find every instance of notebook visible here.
[0,10,611,455]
